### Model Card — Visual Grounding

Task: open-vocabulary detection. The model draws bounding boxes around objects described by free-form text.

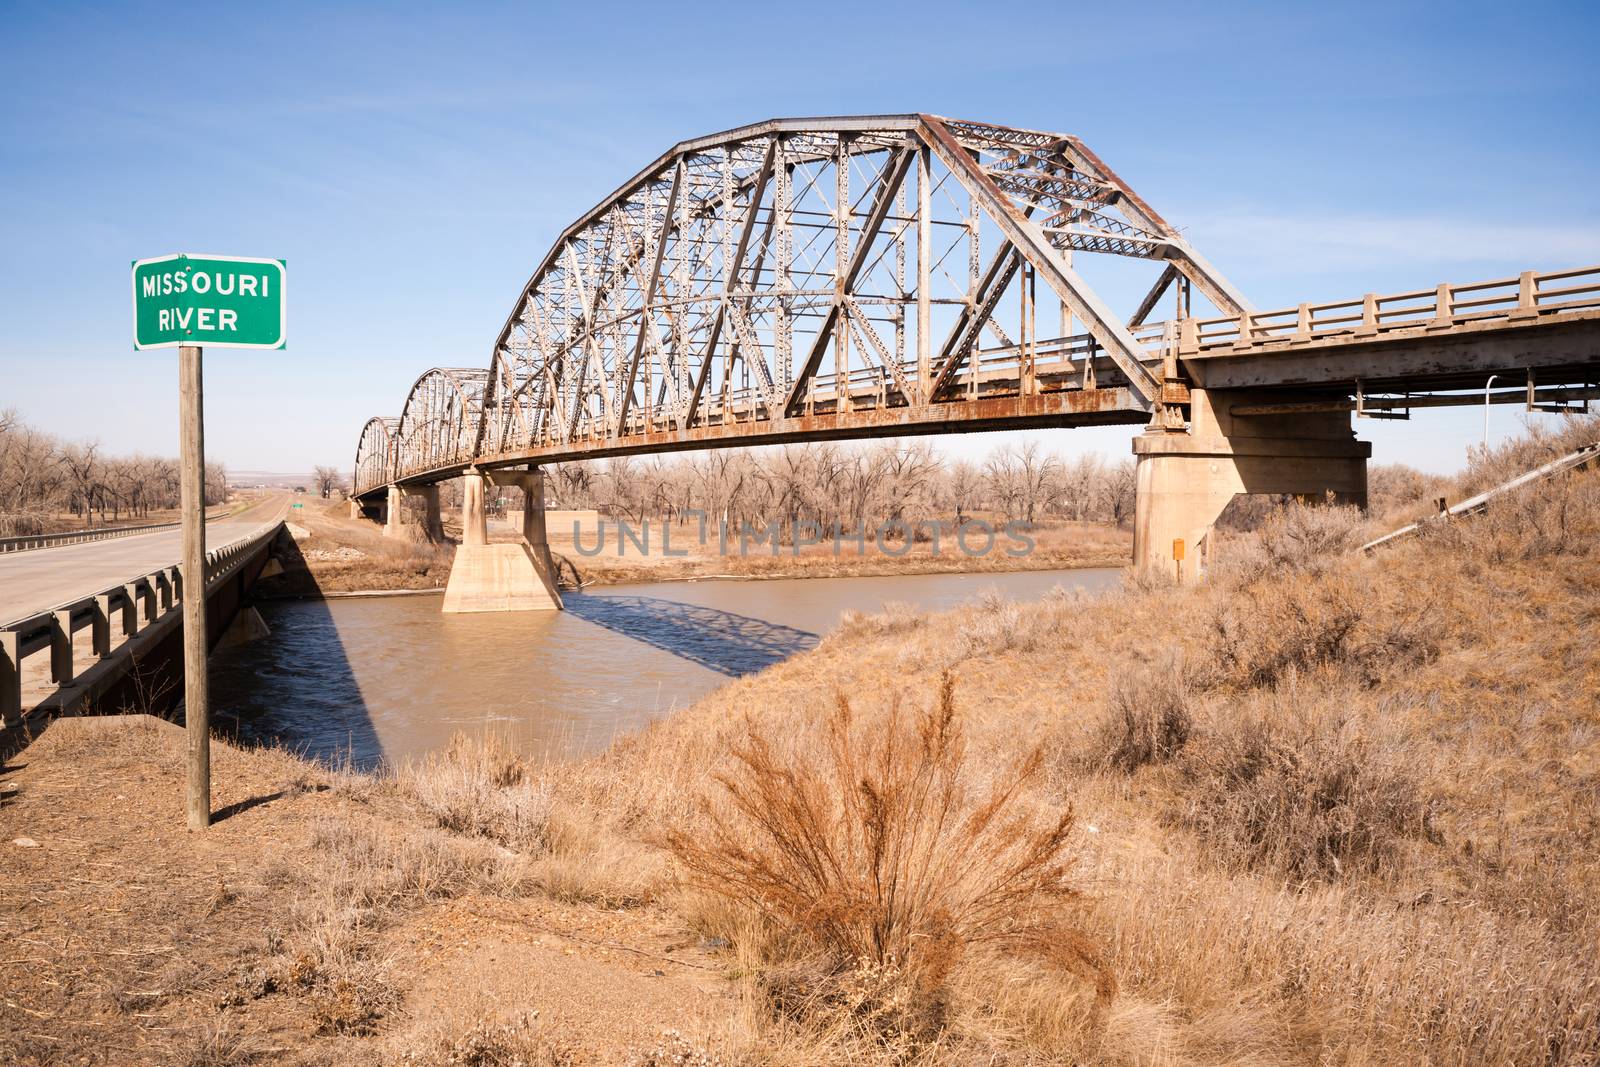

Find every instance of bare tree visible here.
[313,465,346,498]
[58,441,102,527]
[1100,459,1137,527]
[204,462,228,507]
[942,460,984,525]
[985,441,1057,524]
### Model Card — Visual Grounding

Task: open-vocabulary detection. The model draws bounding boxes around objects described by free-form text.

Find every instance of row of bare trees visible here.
[0,409,227,536]
[536,440,1136,534]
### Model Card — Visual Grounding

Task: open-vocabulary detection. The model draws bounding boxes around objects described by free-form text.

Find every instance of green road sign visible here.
[132,253,285,350]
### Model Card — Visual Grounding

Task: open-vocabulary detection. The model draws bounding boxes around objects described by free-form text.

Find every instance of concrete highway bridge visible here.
[349,114,1600,609]
[0,514,285,737]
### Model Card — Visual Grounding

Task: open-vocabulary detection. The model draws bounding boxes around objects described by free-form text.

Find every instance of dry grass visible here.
[835,600,928,639]
[403,732,554,851]
[535,432,1600,1064]
[395,1011,576,1066]
[1175,692,1441,880]
[11,423,1600,1064]
[1208,570,1439,690]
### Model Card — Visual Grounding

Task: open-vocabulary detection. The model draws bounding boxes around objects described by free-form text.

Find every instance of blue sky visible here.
[1,0,1596,475]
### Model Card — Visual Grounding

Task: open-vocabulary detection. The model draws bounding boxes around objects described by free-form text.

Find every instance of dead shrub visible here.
[1177,703,1440,880]
[1210,574,1364,689]
[404,732,552,852]
[1460,412,1600,497]
[950,587,1028,658]
[396,1011,575,1066]
[309,816,516,908]
[667,673,1112,1047]
[1254,499,1366,574]
[172,1017,271,1067]
[833,601,927,640]
[625,1029,740,1066]
[1090,659,1194,773]
[303,956,399,1035]
[1422,473,1600,565]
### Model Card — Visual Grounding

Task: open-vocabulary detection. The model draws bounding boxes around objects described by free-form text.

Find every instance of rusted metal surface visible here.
[353,115,1239,496]
[351,115,1600,499]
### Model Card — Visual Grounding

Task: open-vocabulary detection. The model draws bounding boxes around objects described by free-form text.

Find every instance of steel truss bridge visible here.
[353,114,1600,500]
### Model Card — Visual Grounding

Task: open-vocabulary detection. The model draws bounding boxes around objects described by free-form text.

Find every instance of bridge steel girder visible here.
[383,387,1149,488]
[353,114,1225,498]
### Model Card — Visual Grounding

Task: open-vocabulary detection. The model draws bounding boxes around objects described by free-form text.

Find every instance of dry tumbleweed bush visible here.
[669,673,1113,1041]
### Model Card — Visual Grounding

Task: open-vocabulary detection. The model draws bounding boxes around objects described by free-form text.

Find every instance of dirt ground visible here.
[0,716,738,1066]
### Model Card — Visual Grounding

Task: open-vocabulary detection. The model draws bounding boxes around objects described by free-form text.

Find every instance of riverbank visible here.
[4,422,1597,1064]
[263,496,1131,598]
[558,516,1130,586]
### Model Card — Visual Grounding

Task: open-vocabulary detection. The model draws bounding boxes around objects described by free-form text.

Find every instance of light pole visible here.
[1483,374,1499,450]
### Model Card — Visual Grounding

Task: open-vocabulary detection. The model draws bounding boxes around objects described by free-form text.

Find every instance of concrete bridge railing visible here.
[0,520,285,728]
[1182,265,1600,355]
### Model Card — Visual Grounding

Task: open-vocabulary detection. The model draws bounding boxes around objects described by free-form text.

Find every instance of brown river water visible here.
[209,567,1121,770]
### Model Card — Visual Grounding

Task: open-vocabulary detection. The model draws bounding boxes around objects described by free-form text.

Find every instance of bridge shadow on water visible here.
[564,592,819,677]
[209,532,385,774]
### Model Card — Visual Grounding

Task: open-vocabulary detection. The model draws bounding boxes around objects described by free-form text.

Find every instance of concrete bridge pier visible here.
[383,484,444,542]
[1133,388,1370,580]
[441,468,562,613]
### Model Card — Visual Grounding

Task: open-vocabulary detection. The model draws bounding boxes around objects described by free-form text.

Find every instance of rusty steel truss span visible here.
[353,113,1600,498]
[355,114,1251,495]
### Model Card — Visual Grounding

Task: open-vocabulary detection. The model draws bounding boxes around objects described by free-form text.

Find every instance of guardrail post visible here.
[1296,303,1311,338]
[122,581,143,636]
[92,594,112,658]
[1,631,19,725]
[1515,271,1537,318]
[158,571,174,612]
[1179,317,1198,351]
[1359,294,1378,334]
[141,578,158,625]
[1434,283,1452,324]
[50,610,73,685]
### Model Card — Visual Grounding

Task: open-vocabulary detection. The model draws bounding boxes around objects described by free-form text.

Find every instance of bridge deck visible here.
[0,521,273,626]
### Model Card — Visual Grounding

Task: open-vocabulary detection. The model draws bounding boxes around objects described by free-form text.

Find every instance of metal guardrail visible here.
[0,520,284,724]
[0,507,235,554]
[1362,442,1599,553]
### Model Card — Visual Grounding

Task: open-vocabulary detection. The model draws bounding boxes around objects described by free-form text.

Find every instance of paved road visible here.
[0,510,284,626]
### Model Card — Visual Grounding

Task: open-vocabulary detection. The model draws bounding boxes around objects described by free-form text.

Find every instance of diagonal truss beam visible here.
[782,145,915,417]
[927,241,1018,398]
[1128,262,1180,328]
[617,158,684,428]
[919,116,1159,402]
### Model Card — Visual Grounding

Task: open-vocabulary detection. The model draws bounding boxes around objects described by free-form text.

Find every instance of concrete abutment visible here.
[1133,388,1370,580]
[441,468,563,613]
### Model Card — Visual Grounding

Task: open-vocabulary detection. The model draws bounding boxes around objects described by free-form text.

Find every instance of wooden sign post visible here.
[179,344,210,830]
[133,253,286,830]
